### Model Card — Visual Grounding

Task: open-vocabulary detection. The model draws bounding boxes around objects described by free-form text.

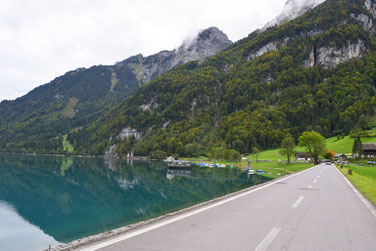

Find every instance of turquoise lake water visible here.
[0,154,271,250]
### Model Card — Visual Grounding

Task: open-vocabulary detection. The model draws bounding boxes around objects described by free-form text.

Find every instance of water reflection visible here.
[0,154,271,247]
[166,167,192,180]
[0,201,60,251]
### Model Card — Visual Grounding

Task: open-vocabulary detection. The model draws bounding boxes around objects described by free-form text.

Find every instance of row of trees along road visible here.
[281,130,326,165]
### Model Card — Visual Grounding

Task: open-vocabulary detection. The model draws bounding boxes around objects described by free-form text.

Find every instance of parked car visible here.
[248,169,255,175]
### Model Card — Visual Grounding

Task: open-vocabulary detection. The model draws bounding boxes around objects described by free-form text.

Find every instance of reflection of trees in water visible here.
[0,154,271,243]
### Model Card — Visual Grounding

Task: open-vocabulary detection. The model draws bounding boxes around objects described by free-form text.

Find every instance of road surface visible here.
[79,164,376,251]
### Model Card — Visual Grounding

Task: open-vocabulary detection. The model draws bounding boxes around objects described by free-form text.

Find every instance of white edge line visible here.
[292,196,304,208]
[254,227,281,251]
[334,166,376,219]
[80,166,316,251]
[313,179,317,183]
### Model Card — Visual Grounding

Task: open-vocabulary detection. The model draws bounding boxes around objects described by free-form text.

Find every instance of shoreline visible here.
[0,151,151,161]
[47,171,300,251]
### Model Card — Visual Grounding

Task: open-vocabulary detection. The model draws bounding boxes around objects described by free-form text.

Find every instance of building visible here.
[295,152,309,161]
[334,153,347,161]
[362,143,376,157]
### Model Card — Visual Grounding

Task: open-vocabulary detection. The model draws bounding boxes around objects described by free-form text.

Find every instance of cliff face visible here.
[250,0,375,69]
[304,40,367,68]
[365,0,376,18]
[116,27,233,84]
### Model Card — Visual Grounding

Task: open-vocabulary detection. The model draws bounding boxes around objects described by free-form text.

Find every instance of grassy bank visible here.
[248,161,313,179]
[337,164,376,206]
[183,157,313,179]
[243,128,376,162]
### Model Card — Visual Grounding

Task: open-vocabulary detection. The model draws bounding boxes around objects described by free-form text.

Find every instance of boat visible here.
[165,156,191,168]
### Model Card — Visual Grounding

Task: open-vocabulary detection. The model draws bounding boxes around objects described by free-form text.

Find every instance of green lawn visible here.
[337,164,376,206]
[250,162,313,179]
[188,158,313,180]
[327,127,376,153]
[325,136,355,154]
[62,135,74,153]
[247,129,376,161]
[246,148,305,161]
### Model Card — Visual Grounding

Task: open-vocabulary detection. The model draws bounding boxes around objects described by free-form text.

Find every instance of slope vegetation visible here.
[66,0,376,158]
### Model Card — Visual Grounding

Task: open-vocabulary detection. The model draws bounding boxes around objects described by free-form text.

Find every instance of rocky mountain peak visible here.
[172,27,232,67]
[262,0,326,31]
[181,27,232,53]
[117,27,232,84]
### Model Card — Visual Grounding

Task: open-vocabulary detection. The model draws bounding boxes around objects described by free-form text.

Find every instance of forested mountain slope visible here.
[64,0,376,158]
[0,27,232,153]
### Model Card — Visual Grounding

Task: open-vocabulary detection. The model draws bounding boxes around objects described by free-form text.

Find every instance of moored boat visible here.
[165,156,191,168]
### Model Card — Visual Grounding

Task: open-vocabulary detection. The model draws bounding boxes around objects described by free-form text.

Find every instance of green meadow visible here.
[338,164,376,206]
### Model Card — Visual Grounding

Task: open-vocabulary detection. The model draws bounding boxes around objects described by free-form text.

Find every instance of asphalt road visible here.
[79,164,376,251]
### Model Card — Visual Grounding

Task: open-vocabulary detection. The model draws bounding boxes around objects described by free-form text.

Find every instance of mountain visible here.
[116,27,233,84]
[262,0,326,30]
[2,0,376,157]
[0,27,232,153]
[62,0,376,157]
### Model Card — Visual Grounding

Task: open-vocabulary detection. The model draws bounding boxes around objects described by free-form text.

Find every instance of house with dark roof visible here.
[334,153,347,161]
[295,152,309,160]
[362,143,376,157]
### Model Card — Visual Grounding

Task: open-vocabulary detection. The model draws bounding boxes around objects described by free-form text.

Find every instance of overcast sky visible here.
[0,0,287,102]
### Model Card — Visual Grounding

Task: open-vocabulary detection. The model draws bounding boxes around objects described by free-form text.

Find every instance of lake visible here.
[0,154,271,250]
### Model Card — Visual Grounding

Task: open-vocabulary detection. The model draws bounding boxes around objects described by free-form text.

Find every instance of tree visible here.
[279,134,296,164]
[352,136,362,159]
[252,147,260,162]
[298,131,326,164]
[359,115,370,130]
[323,150,336,160]
[183,143,202,157]
[149,150,167,160]
[228,149,241,162]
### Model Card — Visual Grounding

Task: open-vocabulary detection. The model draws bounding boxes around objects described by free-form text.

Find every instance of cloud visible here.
[0,0,286,101]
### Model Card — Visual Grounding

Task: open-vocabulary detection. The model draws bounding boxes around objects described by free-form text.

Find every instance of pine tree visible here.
[352,137,363,159]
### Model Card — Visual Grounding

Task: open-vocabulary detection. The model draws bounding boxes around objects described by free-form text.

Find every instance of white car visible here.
[248,169,255,175]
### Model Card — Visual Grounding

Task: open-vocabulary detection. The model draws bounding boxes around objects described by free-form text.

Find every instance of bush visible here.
[149,150,167,160]
[228,149,241,162]
[183,143,202,157]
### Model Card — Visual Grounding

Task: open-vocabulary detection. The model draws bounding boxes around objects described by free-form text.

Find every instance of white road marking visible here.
[292,196,305,208]
[254,227,281,251]
[335,167,376,218]
[308,185,312,189]
[318,166,326,176]
[79,166,316,251]
[317,176,320,178]
[313,179,317,183]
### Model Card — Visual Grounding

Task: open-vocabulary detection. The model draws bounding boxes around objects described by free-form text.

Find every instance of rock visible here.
[248,42,277,60]
[365,0,376,18]
[117,127,142,141]
[105,144,117,156]
[116,27,232,85]
[304,40,366,68]
[350,13,375,34]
